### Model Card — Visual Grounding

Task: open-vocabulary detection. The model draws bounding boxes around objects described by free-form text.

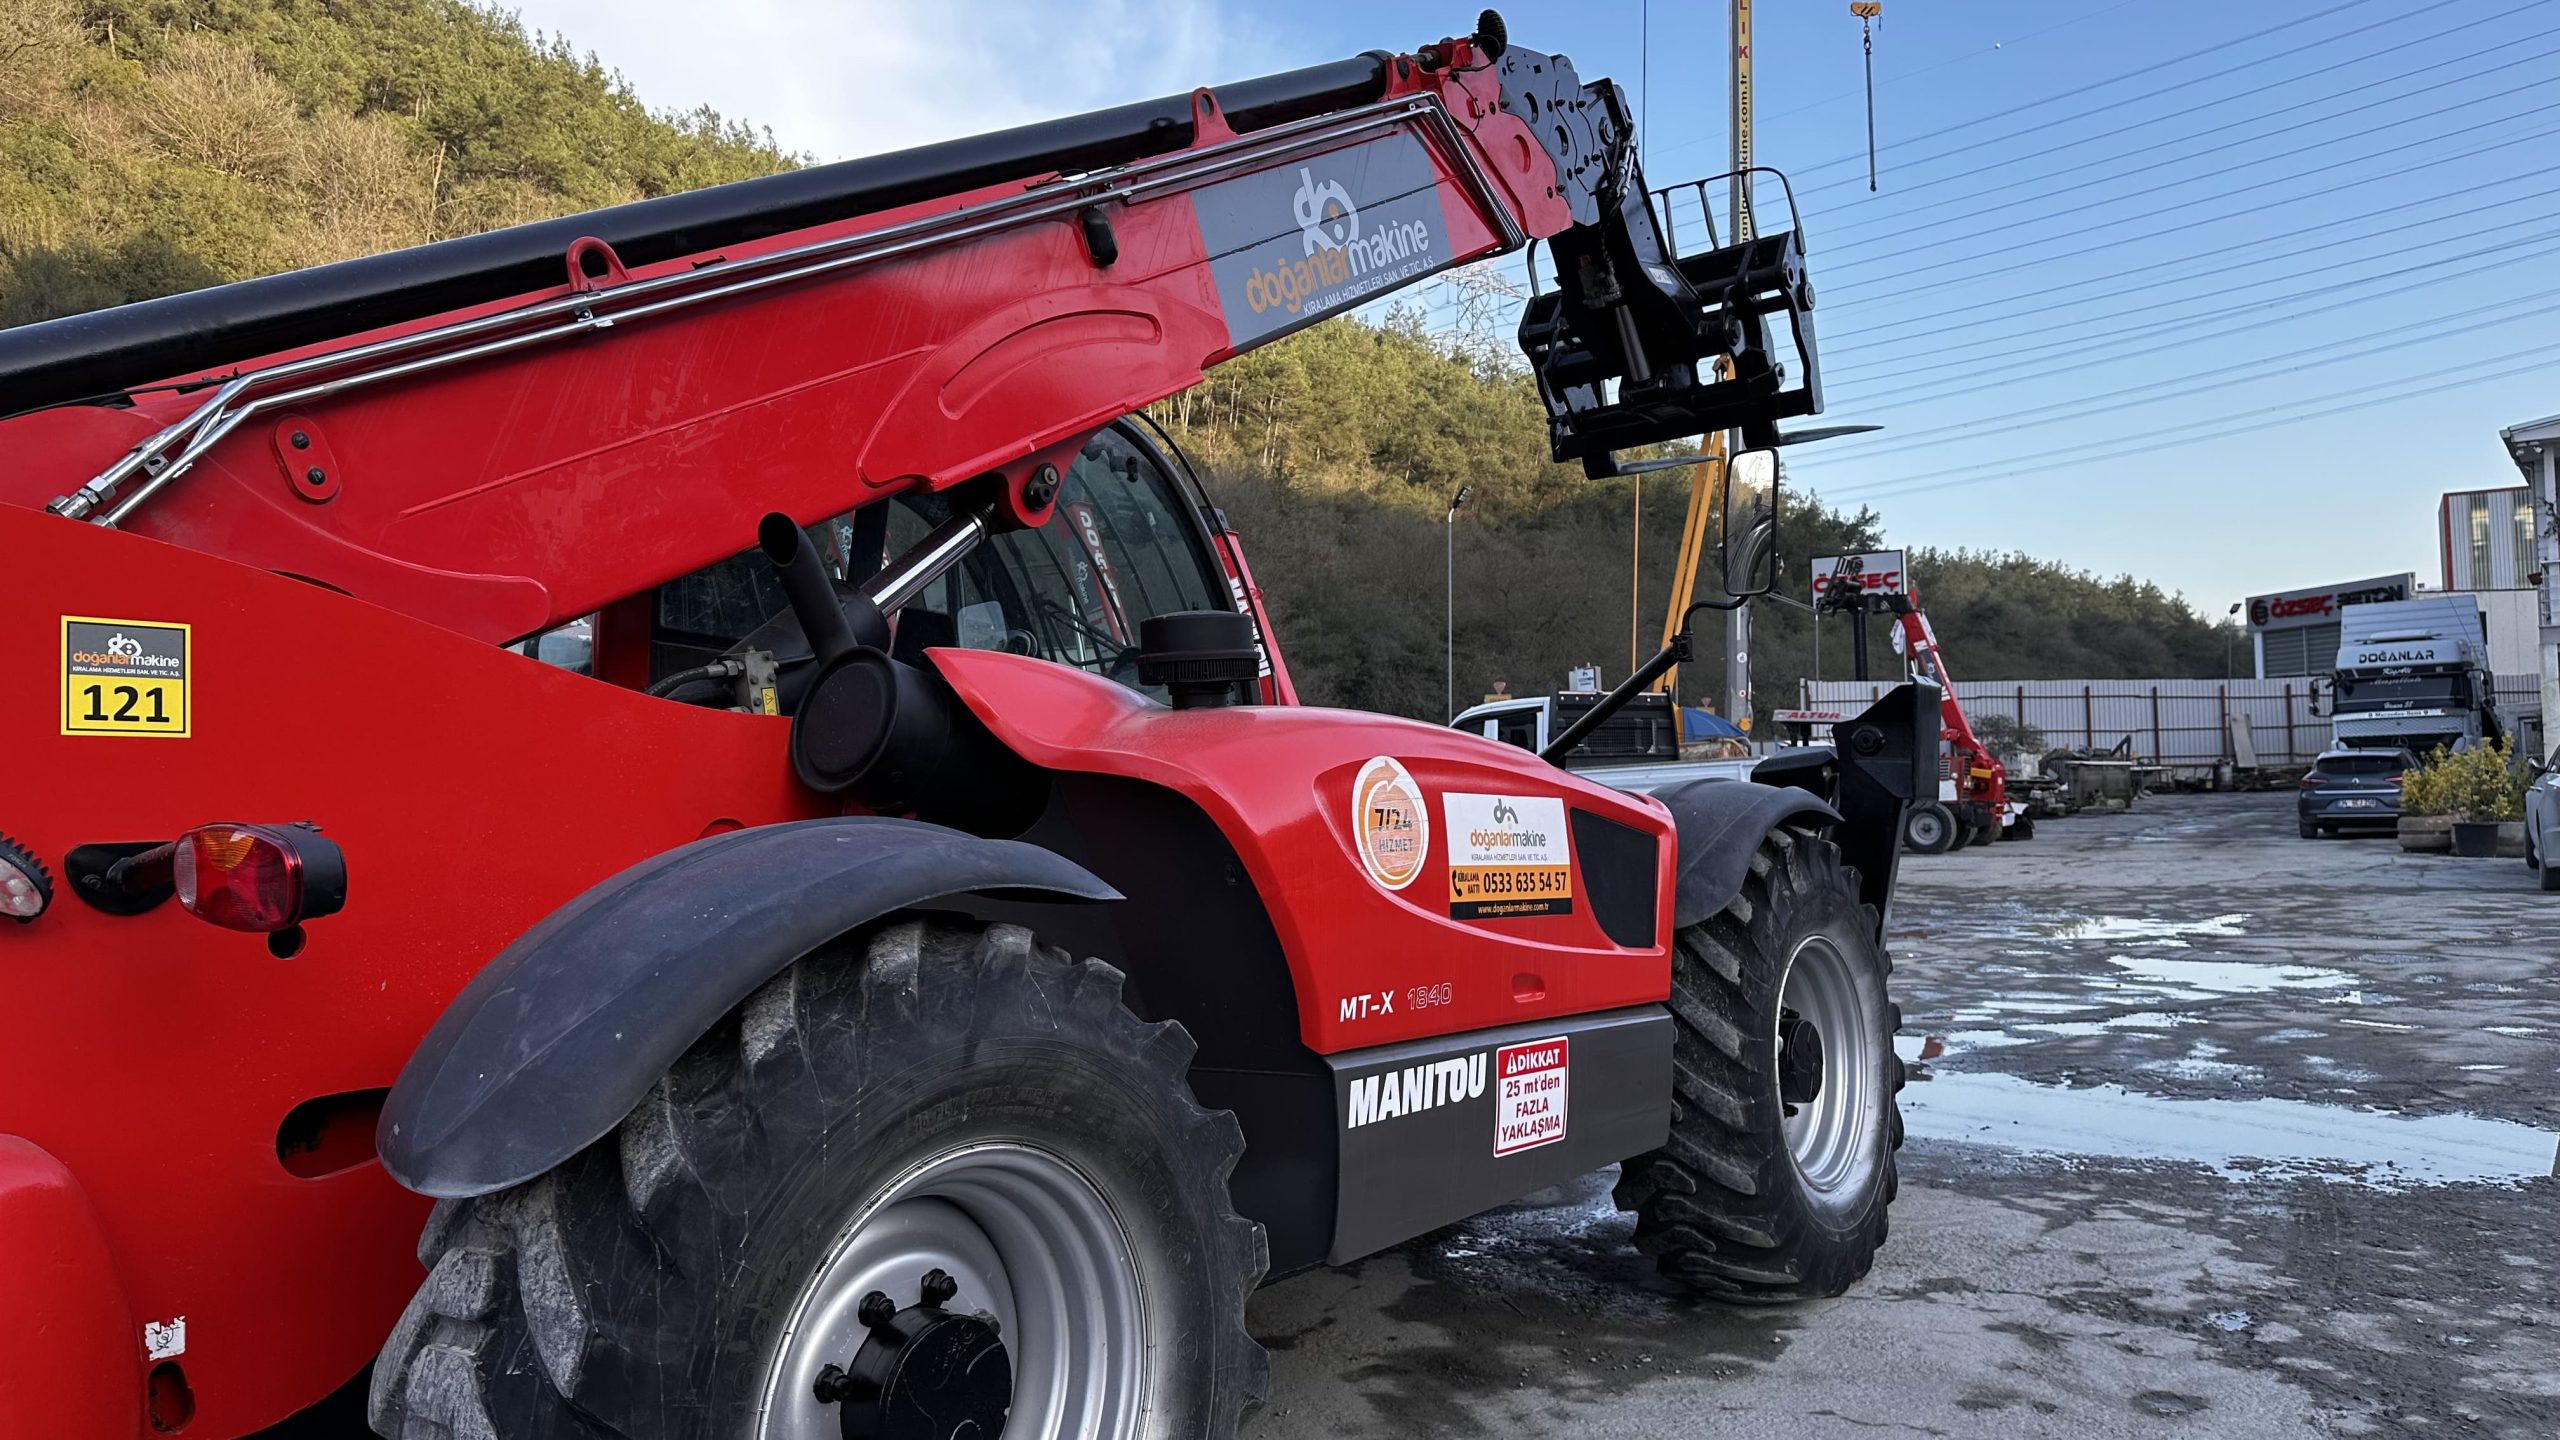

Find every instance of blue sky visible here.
[505,0,2559,615]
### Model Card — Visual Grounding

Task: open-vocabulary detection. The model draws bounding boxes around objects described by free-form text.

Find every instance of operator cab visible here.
[626,419,1255,709]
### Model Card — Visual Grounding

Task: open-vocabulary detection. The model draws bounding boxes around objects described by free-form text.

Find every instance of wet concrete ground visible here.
[1244,792,2560,1438]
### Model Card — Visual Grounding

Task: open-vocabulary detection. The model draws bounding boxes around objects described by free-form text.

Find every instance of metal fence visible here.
[1799,677,2547,777]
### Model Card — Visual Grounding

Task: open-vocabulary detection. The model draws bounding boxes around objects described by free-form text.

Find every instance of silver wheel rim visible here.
[1776,935,1882,1196]
[1908,810,1946,849]
[758,1142,1147,1439]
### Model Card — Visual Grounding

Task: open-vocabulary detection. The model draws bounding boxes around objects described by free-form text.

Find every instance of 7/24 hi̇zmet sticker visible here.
[62,616,190,738]
[1351,755,1428,891]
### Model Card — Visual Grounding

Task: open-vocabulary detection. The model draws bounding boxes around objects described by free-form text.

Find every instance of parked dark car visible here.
[2298,748,2413,838]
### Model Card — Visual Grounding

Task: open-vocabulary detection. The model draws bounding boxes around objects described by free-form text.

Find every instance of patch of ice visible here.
[2104,955,2352,997]
[2048,913,2250,943]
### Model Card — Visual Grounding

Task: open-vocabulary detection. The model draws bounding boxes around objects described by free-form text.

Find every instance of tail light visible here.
[173,823,346,933]
[2298,775,2323,789]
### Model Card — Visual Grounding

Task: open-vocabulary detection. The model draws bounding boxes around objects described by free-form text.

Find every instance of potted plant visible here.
[2419,739,2527,858]
[2398,750,2453,852]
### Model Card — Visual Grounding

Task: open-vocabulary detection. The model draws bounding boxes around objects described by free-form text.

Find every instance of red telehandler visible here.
[1791,576,2024,854]
[0,15,1932,1438]
[1889,602,2027,853]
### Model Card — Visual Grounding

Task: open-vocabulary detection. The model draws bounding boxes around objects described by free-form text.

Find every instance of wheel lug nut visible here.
[920,1268,959,1308]
[812,1363,854,1404]
[857,1289,898,1331]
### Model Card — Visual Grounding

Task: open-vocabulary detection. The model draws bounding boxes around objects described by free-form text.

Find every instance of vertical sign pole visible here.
[1725,0,1755,734]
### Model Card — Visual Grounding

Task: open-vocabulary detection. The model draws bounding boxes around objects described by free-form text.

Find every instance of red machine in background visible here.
[1786,580,2028,854]
[1887,602,2028,852]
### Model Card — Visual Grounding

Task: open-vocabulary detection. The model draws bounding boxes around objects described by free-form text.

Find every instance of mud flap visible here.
[1825,683,1938,929]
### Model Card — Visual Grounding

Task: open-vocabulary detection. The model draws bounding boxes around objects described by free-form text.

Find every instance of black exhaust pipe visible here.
[759,512,868,665]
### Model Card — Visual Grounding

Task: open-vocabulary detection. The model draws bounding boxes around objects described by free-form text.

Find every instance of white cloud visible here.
[501,0,1274,160]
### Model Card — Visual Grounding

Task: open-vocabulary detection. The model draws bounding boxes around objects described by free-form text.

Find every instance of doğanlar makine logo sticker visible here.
[1295,168,1358,253]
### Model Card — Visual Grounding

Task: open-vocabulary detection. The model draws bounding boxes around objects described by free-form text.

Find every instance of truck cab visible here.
[1451,691,1757,791]
[2331,596,2504,756]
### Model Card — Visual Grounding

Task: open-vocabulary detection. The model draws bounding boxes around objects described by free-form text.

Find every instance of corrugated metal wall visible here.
[1800,676,2547,774]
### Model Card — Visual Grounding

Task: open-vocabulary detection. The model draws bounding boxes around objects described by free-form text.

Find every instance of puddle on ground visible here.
[1901,1071,2560,1188]
[1894,1011,2197,1062]
[2044,913,2251,944]
[2103,954,2351,997]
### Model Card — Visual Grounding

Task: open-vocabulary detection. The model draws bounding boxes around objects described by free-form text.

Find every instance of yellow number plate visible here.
[62,616,190,738]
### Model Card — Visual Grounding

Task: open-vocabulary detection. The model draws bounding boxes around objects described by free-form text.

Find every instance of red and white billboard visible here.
[2242,573,2412,631]
[1810,550,1907,605]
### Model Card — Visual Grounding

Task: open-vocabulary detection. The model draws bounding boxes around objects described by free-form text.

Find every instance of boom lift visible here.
[0,14,1931,1439]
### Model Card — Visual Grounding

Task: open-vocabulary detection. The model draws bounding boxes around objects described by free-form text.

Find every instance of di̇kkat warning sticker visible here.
[1351,756,1428,891]
[62,616,190,738]
[1494,1037,1569,1157]
[1442,792,1572,919]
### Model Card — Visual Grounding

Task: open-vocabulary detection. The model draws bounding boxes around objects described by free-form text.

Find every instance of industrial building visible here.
[2498,412,2560,763]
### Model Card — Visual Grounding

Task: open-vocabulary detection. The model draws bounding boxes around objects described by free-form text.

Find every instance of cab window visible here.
[643,426,1235,701]
[882,427,1235,700]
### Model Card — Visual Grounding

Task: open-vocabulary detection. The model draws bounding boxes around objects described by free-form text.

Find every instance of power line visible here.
[1759,0,2147,125]
[1818,16,2540,235]
[1654,0,2403,173]
[1830,287,2560,460]
[1796,0,2532,196]
[1828,184,2560,383]
[1817,346,2560,510]
[1828,336,2560,498]
[1828,224,2560,399]
[1822,165,2560,349]
[1814,113,2560,331]
[1820,30,2558,249]
[1825,99,2560,277]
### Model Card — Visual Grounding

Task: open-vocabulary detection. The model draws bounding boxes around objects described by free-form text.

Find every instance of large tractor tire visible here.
[1614,825,1903,1302]
[371,918,1267,1440]
[1902,801,1957,855]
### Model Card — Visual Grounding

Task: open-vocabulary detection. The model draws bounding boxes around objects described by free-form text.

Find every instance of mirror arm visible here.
[1538,634,1691,765]
[1535,593,1747,765]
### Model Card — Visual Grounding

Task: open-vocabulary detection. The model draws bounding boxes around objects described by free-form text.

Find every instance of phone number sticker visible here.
[62,616,190,738]
[1443,791,1573,918]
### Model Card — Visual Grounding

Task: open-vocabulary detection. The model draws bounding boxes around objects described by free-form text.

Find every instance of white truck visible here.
[2330,595,2506,755]
[1452,691,1757,792]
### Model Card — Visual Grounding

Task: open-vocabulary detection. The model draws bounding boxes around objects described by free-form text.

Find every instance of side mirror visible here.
[1721,447,1780,599]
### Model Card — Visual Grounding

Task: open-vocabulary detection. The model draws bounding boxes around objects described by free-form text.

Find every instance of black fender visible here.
[1653,776,1842,932]
[377,816,1118,1199]
[1656,682,1938,935]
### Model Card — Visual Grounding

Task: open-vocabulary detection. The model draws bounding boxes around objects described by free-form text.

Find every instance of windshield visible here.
[2334,673,2465,710]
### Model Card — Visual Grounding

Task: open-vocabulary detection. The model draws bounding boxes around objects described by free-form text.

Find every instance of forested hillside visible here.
[0,0,793,326]
[0,1,2239,723]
